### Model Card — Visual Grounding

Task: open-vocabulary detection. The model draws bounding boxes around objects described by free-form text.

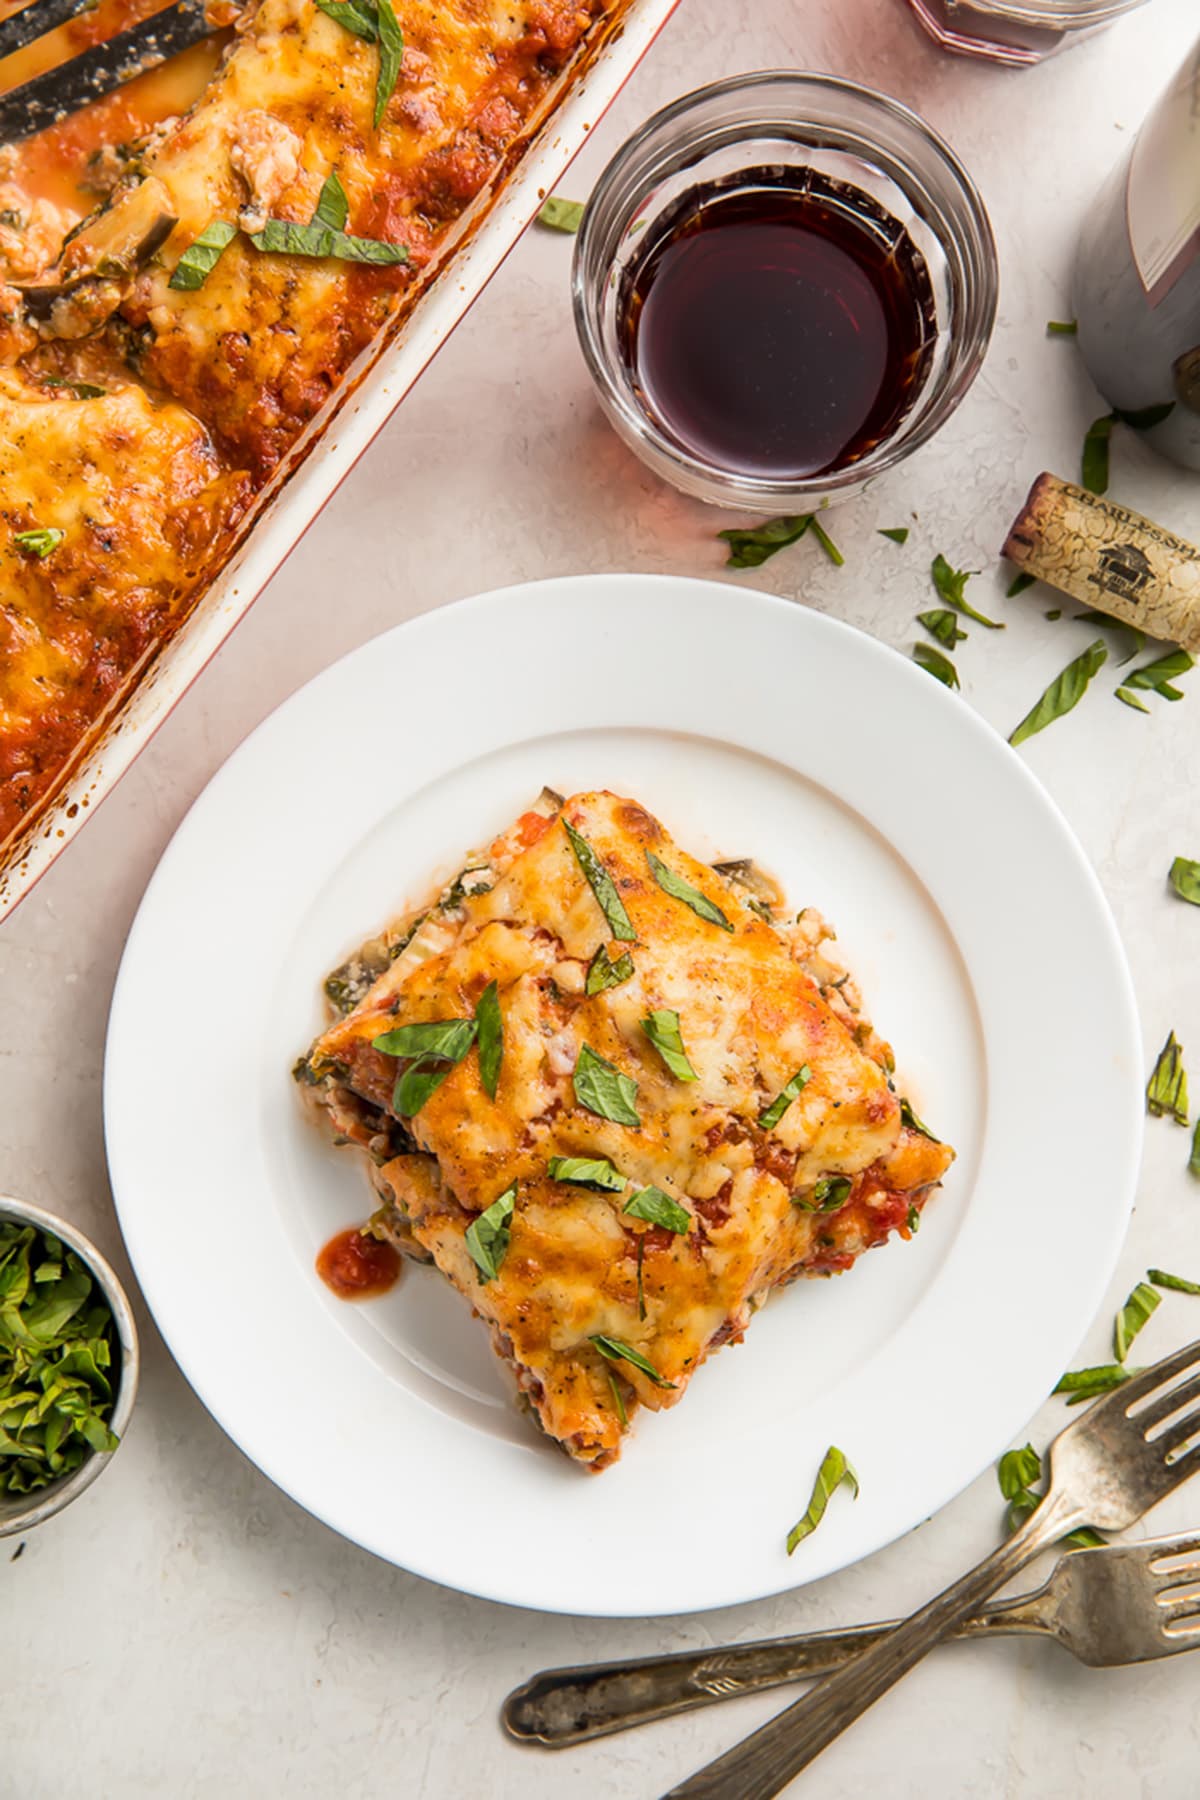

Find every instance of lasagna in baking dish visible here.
[0,0,625,845]
[296,790,955,1470]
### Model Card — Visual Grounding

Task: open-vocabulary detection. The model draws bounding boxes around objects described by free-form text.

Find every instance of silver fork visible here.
[502,1531,1200,1747]
[666,1337,1200,1799]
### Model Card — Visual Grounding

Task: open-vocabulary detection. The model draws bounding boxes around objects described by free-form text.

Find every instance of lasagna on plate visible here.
[297,789,954,1470]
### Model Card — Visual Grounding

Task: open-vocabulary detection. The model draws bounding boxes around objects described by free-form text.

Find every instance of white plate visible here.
[104,575,1142,1618]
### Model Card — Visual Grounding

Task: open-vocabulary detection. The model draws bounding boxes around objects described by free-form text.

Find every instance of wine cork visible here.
[1002,474,1200,651]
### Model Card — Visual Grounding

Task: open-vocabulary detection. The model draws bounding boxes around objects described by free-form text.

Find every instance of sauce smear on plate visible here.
[316,1229,401,1300]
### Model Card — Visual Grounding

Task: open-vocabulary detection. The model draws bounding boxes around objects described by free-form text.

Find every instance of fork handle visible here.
[665,1488,1085,1799]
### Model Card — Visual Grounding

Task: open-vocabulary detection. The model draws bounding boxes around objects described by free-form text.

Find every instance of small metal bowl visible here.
[0,1195,139,1537]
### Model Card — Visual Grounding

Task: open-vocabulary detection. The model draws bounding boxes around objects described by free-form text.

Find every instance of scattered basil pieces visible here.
[573,1043,640,1127]
[997,1442,1103,1547]
[1169,858,1200,905]
[1192,1118,1200,1179]
[1146,1030,1188,1125]
[590,1334,675,1388]
[931,554,1003,628]
[624,1186,691,1234]
[314,0,379,40]
[1009,639,1107,747]
[1115,686,1150,713]
[878,527,909,545]
[1122,647,1194,703]
[907,1203,920,1233]
[1114,1280,1160,1362]
[1006,571,1036,598]
[392,1058,454,1116]
[1148,1268,1200,1296]
[250,217,409,264]
[646,851,733,932]
[1054,1363,1138,1405]
[912,643,959,688]
[373,1018,477,1060]
[899,1097,939,1142]
[786,1446,859,1553]
[759,1066,811,1132]
[809,518,844,568]
[475,981,502,1100]
[797,1174,852,1213]
[641,1010,697,1082]
[606,1370,627,1427]
[917,608,967,648]
[1082,404,1176,494]
[719,513,812,569]
[41,377,107,399]
[312,170,349,232]
[585,945,635,996]
[1047,319,1078,336]
[168,218,237,291]
[372,0,404,128]
[464,1183,516,1284]
[538,196,585,233]
[636,1238,646,1320]
[12,527,64,559]
[563,819,636,941]
[547,1156,625,1193]
[0,1223,119,1494]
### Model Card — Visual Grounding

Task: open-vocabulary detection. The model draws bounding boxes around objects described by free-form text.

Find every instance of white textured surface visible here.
[4,2,1200,1794]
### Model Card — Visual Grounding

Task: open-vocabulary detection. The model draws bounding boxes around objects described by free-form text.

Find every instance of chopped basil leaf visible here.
[1123,647,1194,702]
[168,218,237,291]
[796,1174,852,1213]
[1115,686,1150,713]
[1072,608,1144,666]
[899,1097,939,1141]
[573,1043,640,1127]
[878,527,909,545]
[474,981,503,1100]
[547,1156,625,1192]
[636,1237,646,1320]
[1148,1268,1200,1295]
[563,819,636,941]
[372,0,403,126]
[809,518,844,567]
[1054,1363,1138,1405]
[1192,1118,1200,1179]
[912,642,959,688]
[1047,319,1078,335]
[314,0,379,39]
[624,1186,690,1233]
[373,1018,477,1061]
[931,554,1003,628]
[1146,1030,1188,1125]
[1082,414,1115,494]
[1009,639,1107,747]
[646,851,734,931]
[312,170,349,232]
[1170,857,1200,905]
[464,1183,516,1284]
[997,1443,1042,1500]
[906,1203,920,1233]
[606,1369,627,1427]
[1114,1280,1160,1362]
[1007,571,1036,598]
[590,1334,675,1388]
[786,1445,858,1553]
[393,1057,453,1116]
[759,1065,811,1132]
[917,608,967,648]
[12,527,64,559]
[585,945,635,996]
[250,217,409,264]
[538,196,585,233]
[41,377,107,399]
[719,513,812,570]
[640,1009,697,1082]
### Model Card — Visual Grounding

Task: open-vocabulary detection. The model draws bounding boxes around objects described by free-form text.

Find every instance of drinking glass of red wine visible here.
[905,0,1151,66]
[572,73,997,514]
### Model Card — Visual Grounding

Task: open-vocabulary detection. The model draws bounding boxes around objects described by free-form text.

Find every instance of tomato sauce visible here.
[316,1228,402,1300]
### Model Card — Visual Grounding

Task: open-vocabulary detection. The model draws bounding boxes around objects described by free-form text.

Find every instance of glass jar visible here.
[906,0,1151,68]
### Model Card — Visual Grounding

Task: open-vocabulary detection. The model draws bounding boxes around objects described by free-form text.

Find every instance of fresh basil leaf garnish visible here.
[392,1058,453,1116]
[786,1445,858,1553]
[640,1009,697,1082]
[1054,1363,1139,1405]
[796,1174,852,1213]
[168,218,238,291]
[899,1097,939,1141]
[1146,1030,1188,1125]
[573,1044,640,1127]
[475,980,502,1100]
[1009,639,1107,746]
[623,1187,690,1234]
[1192,1118,1200,1180]
[1122,647,1194,702]
[41,377,107,399]
[1082,414,1115,494]
[917,608,967,648]
[1115,685,1150,713]
[1169,857,1200,905]
[538,196,585,233]
[372,0,403,126]
[314,0,379,39]
[906,1203,920,1233]
[931,554,1003,629]
[585,945,635,996]
[809,518,844,567]
[12,527,64,559]
[758,1066,811,1132]
[590,1334,675,1388]
[646,852,734,932]
[912,643,959,688]
[373,1018,477,1060]
[464,1183,516,1284]
[997,1442,1042,1500]
[1114,1280,1160,1362]
[606,1369,627,1427]
[563,819,636,941]
[547,1156,625,1192]
[250,217,409,264]
[878,527,909,545]
[1007,571,1036,598]
[719,513,812,569]
[636,1238,646,1320]
[312,170,350,232]
[1148,1268,1200,1295]
[1047,319,1077,335]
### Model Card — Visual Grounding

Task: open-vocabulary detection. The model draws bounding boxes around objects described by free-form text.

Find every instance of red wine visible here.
[619,169,936,481]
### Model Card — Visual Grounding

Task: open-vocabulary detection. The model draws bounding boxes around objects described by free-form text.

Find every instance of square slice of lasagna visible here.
[296,790,954,1470]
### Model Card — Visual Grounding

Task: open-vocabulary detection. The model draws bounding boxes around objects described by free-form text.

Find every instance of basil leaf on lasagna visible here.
[372,0,404,129]
[312,170,350,232]
[606,1370,628,1427]
[786,1446,859,1553]
[12,527,64,559]
[590,1334,675,1388]
[759,1066,811,1131]
[801,1175,852,1212]
[392,1058,454,1117]
[563,819,636,941]
[646,852,734,932]
[547,1156,625,1193]
[373,1018,477,1061]
[474,980,503,1100]
[249,218,409,265]
[573,1044,640,1128]
[41,377,107,399]
[168,219,238,291]
[464,1183,516,1284]
[314,0,379,40]
[1114,1280,1160,1363]
[640,1009,697,1082]
[899,1098,939,1141]
[623,1186,690,1234]
[538,196,584,233]
[585,945,635,996]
